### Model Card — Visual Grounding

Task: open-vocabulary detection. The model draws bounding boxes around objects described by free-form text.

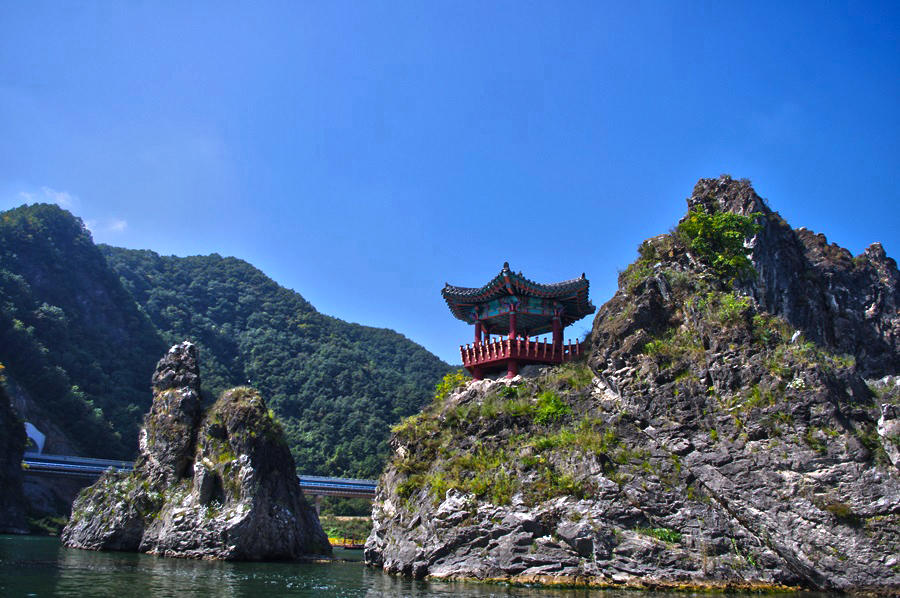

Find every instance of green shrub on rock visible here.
[676,207,761,279]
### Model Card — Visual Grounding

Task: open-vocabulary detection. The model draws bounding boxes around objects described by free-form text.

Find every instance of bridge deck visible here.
[23,453,377,498]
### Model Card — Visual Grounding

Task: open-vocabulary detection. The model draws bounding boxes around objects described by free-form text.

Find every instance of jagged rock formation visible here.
[689,176,900,378]
[62,342,331,560]
[366,176,900,593]
[0,379,27,533]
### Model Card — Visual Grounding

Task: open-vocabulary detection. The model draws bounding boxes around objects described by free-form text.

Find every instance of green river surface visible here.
[0,535,831,598]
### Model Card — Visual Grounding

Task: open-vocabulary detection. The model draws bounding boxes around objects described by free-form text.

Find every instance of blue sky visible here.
[2,1,899,364]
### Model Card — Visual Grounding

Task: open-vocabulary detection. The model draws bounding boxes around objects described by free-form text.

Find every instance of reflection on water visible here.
[56,547,240,598]
[1,536,829,598]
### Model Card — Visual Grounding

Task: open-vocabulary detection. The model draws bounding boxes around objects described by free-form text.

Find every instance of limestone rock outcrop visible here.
[689,176,900,378]
[366,176,900,593]
[62,342,331,559]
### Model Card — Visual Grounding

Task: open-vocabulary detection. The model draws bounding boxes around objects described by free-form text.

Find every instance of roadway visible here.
[23,453,377,499]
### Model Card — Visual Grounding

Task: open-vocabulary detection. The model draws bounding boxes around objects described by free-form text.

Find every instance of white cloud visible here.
[18,186,78,208]
[13,186,126,235]
[85,218,128,235]
[39,186,76,208]
[107,219,127,233]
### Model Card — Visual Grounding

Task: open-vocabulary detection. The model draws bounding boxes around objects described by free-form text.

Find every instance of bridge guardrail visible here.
[23,453,378,497]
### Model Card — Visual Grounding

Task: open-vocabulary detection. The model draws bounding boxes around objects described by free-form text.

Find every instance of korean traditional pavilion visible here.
[442,263,596,380]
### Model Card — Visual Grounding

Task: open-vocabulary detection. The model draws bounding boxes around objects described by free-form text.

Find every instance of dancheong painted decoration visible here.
[442,263,596,380]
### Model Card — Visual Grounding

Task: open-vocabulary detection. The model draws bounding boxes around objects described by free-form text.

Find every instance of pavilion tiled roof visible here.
[442,263,595,333]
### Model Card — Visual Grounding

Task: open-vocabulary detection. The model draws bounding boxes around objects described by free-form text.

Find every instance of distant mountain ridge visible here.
[0,203,451,478]
[101,245,453,477]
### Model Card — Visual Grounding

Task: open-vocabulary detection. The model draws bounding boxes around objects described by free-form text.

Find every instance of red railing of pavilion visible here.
[459,337,583,369]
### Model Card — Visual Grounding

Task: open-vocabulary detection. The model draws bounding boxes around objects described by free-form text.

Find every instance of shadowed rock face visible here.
[141,342,203,482]
[366,176,900,593]
[62,342,331,560]
[0,381,27,533]
[688,176,900,378]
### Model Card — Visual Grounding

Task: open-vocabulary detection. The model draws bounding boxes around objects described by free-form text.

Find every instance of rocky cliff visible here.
[365,176,900,593]
[689,176,900,378]
[0,376,27,533]
[62,342,331,560]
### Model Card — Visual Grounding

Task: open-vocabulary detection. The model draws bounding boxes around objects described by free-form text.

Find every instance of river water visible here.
[0,535,828,598]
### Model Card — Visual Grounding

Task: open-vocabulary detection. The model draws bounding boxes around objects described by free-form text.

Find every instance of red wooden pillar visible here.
[507,306,519,378]
[506,360,518,378]
[474,320,483,345]
[552,316,562,350]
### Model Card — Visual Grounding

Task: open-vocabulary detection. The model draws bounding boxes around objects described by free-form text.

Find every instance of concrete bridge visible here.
[23,453,377,512]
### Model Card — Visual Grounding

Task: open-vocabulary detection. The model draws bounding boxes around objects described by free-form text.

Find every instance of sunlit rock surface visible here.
[366,177,900,593]
[63,342,330,560]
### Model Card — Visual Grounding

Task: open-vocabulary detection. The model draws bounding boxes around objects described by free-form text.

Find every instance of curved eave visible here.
[442,265,596,326]
[443,273,588,301]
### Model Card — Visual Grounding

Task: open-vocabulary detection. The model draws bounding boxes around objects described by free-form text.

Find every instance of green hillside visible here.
[99,247,453,478]
[0,203,452,477]
[0,204,166,458]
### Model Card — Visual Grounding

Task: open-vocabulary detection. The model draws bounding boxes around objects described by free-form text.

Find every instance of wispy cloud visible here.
[85,218,128,235]
[41,186,75,208]
[16,186,126,235]
[19,186,77,208]
[107,219,128,233]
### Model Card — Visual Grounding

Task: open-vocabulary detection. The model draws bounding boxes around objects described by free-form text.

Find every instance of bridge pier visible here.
[314,494,323,516]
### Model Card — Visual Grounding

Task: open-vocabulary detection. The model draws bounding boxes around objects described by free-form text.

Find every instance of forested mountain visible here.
[0,204,166,458]
[102,246,453,477]
[0,203,452,477]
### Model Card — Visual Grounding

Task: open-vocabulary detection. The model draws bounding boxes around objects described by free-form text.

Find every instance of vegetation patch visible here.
[643,328,703,366]
[620,260,655,295]
[27,515,69,535]
[424,445,516,505]
[530,419,618,455]
[434,370,470,404]
[549,362,594,390]
[534,391,572,424]
[319,515,372,544]
[389,360,635,509]
[635,526,682,544]
[855,424,890,466]
[675,206,761,279]
[823,502,861,527]
[752,313,793,348]
[802,426,829,455]
[696,291,752,328]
